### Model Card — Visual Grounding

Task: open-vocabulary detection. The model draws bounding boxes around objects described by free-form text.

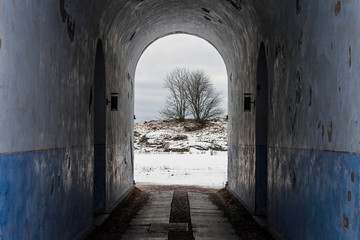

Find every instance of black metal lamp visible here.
[106,93,119,111]
[244,93,255,112]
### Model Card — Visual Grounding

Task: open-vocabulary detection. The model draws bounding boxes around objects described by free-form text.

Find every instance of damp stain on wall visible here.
[296,0,301,15]
[295,70,302,104]
[89,86,93,115]
[298,29,303,50]
[292,171,297,190]
[57,175,61,188]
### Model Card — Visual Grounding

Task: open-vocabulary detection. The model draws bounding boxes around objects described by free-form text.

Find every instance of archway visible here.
[93,39,107,212]
[255,42,269,216]
[134,34,228,188]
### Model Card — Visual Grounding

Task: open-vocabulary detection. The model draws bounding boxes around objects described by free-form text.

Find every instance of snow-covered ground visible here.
[134,152,228,189]
[134,117,227,153]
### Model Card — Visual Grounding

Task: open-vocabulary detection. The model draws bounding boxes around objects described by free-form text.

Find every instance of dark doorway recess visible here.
[94,39,107,212]
[255,42,268,216]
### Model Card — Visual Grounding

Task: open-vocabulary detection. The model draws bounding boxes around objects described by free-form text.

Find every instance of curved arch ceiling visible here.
[100,0,261,76]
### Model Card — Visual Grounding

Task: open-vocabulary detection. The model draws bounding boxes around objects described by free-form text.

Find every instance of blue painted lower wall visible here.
[0,147,94,240]
[268,147,360,240]
[3,145,357,239]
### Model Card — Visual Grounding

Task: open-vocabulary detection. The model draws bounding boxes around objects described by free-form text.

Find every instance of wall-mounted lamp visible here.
[106,93,119,111]
[244,93,255,112]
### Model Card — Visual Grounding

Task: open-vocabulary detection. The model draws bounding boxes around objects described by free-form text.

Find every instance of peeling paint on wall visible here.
[335,0,341,16]
[66,153,71,170]
[226,0,241,10]
[60,0,67,21]
[327,120,333,143]
[343,217,349,229]
[295,70,301,104]
[202,7,210,13]
[130,31,136,41]
[204,15,211,21]
[67,16,75,41]
[59,0,75,41]
[349,47,351,67]
[51,177,55,197]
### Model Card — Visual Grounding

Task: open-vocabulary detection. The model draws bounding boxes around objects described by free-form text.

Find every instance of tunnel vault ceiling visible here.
[99,0,262,76]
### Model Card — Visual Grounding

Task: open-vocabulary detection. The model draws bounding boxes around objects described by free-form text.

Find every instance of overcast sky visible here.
[135,34,228,123]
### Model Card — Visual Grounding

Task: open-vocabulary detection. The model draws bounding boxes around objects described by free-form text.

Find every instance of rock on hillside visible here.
[134,116,228,153]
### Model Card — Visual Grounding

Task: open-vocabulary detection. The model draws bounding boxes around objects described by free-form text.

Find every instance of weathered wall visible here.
[262,0,360,239]
[0,1,134,239]
[228,0,360,239]
[0,1,96,238]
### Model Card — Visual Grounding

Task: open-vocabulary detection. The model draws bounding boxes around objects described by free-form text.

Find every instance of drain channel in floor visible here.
[168,190,195,240]
[150,223,188,232]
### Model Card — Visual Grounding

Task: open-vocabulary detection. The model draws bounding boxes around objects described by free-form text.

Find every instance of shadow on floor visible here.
[86,185,274,240]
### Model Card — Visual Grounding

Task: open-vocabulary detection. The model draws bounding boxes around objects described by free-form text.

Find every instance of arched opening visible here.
[93,39,107,212]
[134,33,228,188]
[255,42,269,216]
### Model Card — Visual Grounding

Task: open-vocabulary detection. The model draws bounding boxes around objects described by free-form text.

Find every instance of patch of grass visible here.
[139,134,148,143]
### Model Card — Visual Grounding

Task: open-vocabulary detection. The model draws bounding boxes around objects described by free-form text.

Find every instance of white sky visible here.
[135,34,228,123]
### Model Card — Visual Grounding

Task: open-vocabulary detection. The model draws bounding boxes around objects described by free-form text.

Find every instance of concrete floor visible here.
[87,186,274,240]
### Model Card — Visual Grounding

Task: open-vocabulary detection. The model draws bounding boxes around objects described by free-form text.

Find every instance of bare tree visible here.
[185,70,223,123]
[159,68,189,121]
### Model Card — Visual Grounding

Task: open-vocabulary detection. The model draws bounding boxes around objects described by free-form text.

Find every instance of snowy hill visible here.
[134,116,228,153]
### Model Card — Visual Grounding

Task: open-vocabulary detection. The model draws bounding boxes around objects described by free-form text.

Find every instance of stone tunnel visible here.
[0,0,359,239]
